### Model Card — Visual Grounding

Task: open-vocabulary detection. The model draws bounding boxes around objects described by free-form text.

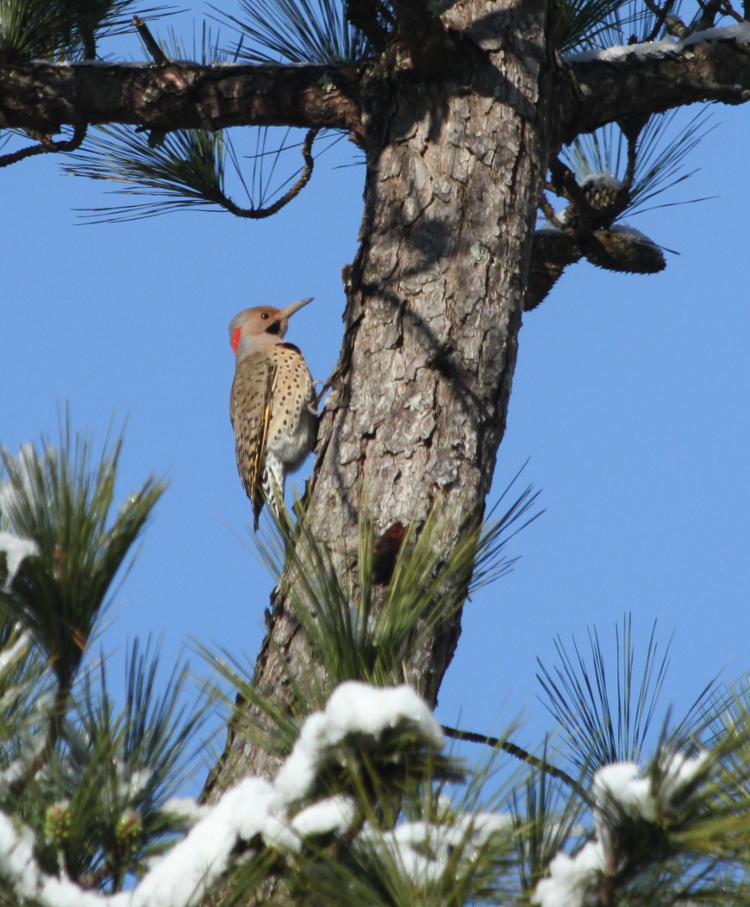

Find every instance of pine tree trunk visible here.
[204,0,553,795]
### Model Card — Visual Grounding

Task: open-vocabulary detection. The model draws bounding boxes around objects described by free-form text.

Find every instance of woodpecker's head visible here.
[229,297,313,359]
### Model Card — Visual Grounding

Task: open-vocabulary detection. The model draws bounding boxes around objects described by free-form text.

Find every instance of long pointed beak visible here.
[279,297,314,319]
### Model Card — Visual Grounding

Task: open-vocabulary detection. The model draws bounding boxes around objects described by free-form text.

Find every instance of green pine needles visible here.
[3,425,750,904]
[0,427,164,692]
[0,0,169,62]
[213,0,373,64]
[0,424,212,893]
[9,0,715,249]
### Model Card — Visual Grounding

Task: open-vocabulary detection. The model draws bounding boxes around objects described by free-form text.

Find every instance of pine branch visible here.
[0,61,362,135]
[0,124,86,169]
[561,107,713,219]
[1,31,749,144]
[441,724,587,799]
[562,29,750,141]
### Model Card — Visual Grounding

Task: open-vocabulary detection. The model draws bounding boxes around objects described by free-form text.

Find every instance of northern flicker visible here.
[229,297,317,528]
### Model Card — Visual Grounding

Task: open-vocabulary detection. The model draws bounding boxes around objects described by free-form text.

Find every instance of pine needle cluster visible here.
[0,0,168,63]
[0,0,717,251]
[2,426,750,904]
[0,425,211,896]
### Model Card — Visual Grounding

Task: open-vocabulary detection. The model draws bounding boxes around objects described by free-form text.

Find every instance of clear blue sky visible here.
[2,4,749,782]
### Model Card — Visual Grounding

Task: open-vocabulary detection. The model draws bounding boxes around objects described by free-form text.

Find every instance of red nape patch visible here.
[231,327,242,353]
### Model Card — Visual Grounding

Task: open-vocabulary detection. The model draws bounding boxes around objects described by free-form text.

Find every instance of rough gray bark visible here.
[203,0,555,793]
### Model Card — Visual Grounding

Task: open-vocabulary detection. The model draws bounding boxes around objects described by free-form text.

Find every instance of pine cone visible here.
[583,228,666,273]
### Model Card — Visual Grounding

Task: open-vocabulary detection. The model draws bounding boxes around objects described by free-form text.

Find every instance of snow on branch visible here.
[0,533,38,591]
[274,681,444,803]
[0,628,31,674]
[0,444,40,588]
[0,444,36,516]
[360,811,513,883]
[0,682,447,906]
[532,751,709,907]
[567,21,750,62]
[563,22,750,140]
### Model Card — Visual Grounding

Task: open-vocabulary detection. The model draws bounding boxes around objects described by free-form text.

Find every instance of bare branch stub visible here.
[720,0,745,22]
[132,16,170,66]
[345,0,392,50]
[550,156,591,228]
[644,0,679,42]
[390,0,448,72]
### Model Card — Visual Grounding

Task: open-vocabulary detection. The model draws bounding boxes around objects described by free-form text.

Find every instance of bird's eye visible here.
[261,312,269,319]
